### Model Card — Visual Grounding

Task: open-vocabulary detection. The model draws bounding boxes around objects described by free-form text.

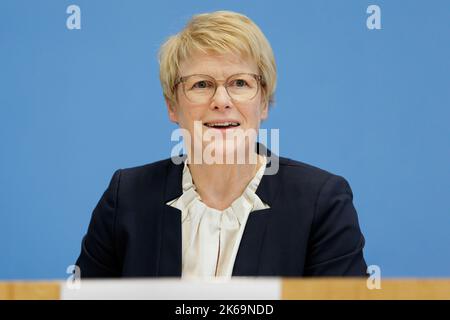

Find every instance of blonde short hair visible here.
[158,10,277,107]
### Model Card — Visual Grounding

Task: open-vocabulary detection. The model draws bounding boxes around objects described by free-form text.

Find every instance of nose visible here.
[210,85,232,110]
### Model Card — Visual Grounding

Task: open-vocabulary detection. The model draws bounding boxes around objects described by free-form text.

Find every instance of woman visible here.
[76,11,367,278]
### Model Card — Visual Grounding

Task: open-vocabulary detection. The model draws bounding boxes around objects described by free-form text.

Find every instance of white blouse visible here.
[165,155,270,279]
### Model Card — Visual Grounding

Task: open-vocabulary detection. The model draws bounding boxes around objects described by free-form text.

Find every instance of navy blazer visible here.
[76,144,367,278]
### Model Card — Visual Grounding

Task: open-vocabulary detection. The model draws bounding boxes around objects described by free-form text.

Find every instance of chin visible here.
[203,138,254,165]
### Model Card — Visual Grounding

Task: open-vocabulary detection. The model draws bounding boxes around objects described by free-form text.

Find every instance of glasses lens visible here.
[226,74,259,101]
[183,75,215,103]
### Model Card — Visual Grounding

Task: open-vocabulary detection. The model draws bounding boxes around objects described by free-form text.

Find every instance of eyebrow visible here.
[182,70,257,78]
[180,72,258,79]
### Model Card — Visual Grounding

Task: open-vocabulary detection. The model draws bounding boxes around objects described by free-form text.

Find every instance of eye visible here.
[192,80,213,89]
[230,79,249,88]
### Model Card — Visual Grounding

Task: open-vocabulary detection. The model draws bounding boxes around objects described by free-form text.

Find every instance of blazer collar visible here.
[163,142,280,206]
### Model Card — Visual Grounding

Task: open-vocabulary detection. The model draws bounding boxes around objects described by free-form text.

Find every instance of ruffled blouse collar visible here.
[167,155,270,223]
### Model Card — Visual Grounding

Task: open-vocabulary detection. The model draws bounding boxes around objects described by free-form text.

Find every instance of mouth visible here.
[203,121,241,130]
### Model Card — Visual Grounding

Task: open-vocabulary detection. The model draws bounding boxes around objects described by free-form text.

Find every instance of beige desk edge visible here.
[1,278,450,300]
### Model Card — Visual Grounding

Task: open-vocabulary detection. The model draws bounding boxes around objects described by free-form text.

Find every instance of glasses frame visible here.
[173,73,263,104]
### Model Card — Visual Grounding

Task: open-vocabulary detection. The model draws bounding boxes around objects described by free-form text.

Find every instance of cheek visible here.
[175,94,198,123]
[186,108,204,123]
[246,103,265,123]
[177,106,205,130]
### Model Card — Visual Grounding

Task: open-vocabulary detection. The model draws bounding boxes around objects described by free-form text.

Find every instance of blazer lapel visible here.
[233,144,281,276]
[156,155,185,277]
[232,208,271,276]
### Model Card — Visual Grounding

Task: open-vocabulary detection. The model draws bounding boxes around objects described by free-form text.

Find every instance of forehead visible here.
[178,51,259,79]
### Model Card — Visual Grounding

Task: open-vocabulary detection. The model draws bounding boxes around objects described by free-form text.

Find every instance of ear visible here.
[165,97,179,124]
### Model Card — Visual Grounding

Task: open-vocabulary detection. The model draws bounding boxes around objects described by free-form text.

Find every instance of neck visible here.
[186,152,265,210]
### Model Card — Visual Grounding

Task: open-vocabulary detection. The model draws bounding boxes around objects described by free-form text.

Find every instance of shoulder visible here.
[277,156,353,198]
[118,157,174,179]
[107,157,179,197]
[279,156,332,180]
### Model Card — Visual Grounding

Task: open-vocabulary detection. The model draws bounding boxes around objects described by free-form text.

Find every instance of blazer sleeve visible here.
[75,170,122,278]
[304,174,368,277]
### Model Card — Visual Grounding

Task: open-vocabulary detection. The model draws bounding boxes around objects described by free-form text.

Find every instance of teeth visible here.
[205,122,239,127]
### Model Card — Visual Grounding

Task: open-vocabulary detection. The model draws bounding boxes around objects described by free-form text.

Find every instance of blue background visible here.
[1,0,449,280]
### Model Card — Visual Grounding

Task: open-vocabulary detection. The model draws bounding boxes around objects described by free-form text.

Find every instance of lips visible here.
[203,121,240,129]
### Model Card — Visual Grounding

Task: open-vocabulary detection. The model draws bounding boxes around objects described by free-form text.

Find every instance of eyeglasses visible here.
[174,73,263,104]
